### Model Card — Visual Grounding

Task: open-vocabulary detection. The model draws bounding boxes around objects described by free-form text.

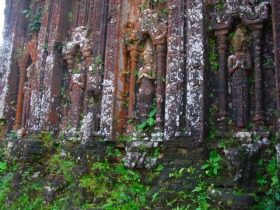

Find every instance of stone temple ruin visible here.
[0,0,280,209]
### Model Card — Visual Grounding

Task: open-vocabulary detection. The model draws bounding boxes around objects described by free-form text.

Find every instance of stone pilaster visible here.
[14,61,27,131]
[127,45,139,132]
[164,0,186,139]
[101,0,122,140]
[211,13,231,131]
[185,0,206,139]
[242,2,268,125]
[272,0,280,133]
[155,44,167,131]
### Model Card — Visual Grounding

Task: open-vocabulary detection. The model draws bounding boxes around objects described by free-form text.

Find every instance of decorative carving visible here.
[164,0,186,139]
[211,11,232,130]
[228,28,252,128]
[137,39,156,125]
[140,9,167,45]
[210,1,271,131]
[63,27,92,70]
[22,90,32,129]
[140,8,167,131]
[242,1,269,123]
[62,26,97,135]
[123,22,142,131]
[100,0,121,138]
[139,39,156,83]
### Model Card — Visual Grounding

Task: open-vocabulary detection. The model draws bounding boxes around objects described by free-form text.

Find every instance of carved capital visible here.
[241,2,269,26]
[124,23,142,50]
[215,30,228,54]
[127,44,139,52]
[129,49,139,62]
[62,26,92,59]
[140,9,167,45]
[211,11,232,31]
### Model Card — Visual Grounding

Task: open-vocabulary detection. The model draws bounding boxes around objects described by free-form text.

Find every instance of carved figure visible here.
[69,63,86,129]
[228,28,252,128]
[138,39,156,83]
[137,39,156,124]
[20,63,34,135]
[21,81,31,132]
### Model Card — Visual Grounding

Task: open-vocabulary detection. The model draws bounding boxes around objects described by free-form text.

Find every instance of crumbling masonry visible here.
[0,0,280,208]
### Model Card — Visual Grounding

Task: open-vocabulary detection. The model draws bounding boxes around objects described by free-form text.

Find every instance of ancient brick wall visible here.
[0,0,280,208]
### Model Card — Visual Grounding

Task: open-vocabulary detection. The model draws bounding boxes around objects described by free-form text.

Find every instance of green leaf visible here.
[149,109,156,118]
[201,164,209,170]
[147,118,155,126]
[275,192,280,201]
[102,202,113,208]
[138,122,147,130]
[214,168,217,175]
[0,161,7,173]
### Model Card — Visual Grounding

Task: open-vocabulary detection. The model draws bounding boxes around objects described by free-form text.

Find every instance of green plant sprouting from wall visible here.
[201,150,222,178]
[209,38,219,72]
[137,107,156,131]
[29,9,42,33]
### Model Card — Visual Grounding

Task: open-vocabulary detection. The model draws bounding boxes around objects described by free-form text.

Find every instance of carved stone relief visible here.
[62,26,100,139]
[123,3,167,168]
[210,1,272,132]
[228,28,252,129]
[14,38,38,137]
[140,8,167,131]
[137,38,156,125]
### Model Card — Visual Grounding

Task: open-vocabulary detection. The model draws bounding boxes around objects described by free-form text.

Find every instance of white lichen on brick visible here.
[39,54,53,128]
[62,26,90,56]
[185,0,205,135]
[0,33,14,119]
[100,75,114,137]
[164,2,184,140]
[80,112,93,140]
[123,141,159,168]
[276,144,280,163]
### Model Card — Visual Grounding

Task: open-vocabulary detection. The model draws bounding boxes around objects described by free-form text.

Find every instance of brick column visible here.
[14,61,27,130]
[127,46,139,132]
[155,44,167,131]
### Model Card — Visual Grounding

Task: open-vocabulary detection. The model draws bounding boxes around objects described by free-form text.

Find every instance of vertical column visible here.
[215,29,228,130]
[14,61,27,130]
[101,0,121,140]
[242,2,268,127]
[164,0,185,139]
[251,25,264,122]
[82,45,93,114]
[155,44,167,131]
[127,45,139,132]
[272,0,280,132]
[185,0,206,138]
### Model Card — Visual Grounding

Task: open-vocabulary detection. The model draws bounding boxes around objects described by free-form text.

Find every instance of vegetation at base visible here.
[0,127,279,209]
[0,133,162,209]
